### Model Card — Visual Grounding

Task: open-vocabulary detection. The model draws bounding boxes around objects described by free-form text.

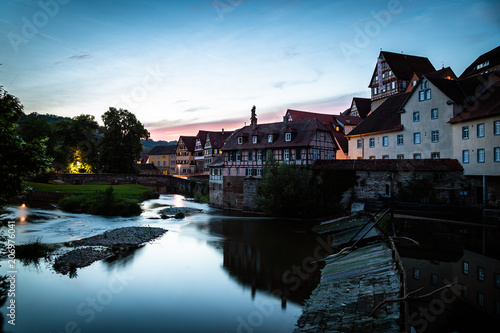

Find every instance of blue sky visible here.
[0,0,499,140]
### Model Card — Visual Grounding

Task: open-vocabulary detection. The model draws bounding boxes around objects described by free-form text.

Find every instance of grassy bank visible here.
[28,181,152,200]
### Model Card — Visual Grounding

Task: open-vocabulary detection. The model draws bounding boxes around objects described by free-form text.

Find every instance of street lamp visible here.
[177,164,181,176]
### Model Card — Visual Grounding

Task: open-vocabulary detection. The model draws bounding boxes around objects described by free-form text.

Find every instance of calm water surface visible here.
[0,195,327,333]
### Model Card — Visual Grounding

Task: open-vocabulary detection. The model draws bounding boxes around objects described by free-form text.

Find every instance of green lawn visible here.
[28,182,152,199]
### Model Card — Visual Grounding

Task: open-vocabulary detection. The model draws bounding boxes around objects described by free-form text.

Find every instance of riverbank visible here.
[53,226,167,275]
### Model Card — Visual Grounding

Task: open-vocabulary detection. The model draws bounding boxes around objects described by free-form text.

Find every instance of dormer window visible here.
[238,137,243,144]
[253,136,258,144]
[268,134,273,143]
[476,61,489,70]
[285,133,291,142]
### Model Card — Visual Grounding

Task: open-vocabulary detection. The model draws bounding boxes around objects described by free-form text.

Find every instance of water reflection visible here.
[397,219,500,332]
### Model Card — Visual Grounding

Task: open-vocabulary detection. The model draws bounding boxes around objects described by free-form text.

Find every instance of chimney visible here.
[250,105,257,130]
[222,128,224,135]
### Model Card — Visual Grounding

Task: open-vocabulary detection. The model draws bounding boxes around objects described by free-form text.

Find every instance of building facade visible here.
[175,136,196,175]
[147,145,177,175]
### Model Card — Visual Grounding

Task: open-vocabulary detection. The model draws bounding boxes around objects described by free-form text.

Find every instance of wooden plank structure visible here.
[295,220,402,332]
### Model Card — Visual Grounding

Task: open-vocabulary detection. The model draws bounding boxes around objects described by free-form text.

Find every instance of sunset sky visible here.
[1,0,499,140]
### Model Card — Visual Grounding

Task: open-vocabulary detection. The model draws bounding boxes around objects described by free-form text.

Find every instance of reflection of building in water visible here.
[402,249,500,332]
[208,218,327,307]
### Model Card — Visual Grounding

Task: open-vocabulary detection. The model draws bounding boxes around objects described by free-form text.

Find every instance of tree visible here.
[0,87,52,205]
[63,114,100,173]
[99,107,149,173]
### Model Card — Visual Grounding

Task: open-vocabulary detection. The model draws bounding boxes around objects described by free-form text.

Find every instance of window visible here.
[495,147,500,162]
[431,273,438,286]
[477,267,485,282]
[397,154,404,159]
[236,151,241,161]
[414,153,421,159]
[477,292,484,307]
[414,132,421,144]
[325,134,329,142]
[495,120,500,135]
[478,148,485,163]
[313,149,318,160]
[285,133,291,141]
[253,136,257,144]
[431,130,439,143]
[266,150,273,159]
[327,150,332,160]
[372,87,378,95]
[419,81,431,101]
[152,156,155,159]
[413,268,420,280]
[462,126,469,139]
[369,156,375,160]
[477,123,485,137]
[248,151,253,161]
[431,152,440,159]
[357,139,362,149]
[157,161,160,166]
[390,81,396,90]
[397,134,404,146]
[238,137,243,144]
[382,136,388,147]
[463,150,470,163]
[163,161,166,166]
[463,261,469,275]
[382,155,389,159]
[256,168,262,177]
[413,111,420,122]
[257,150,262,161]
[316,133,321,141]
[431,108,438,119]
[296,149,302,160]
[283,149,290,161]
[369,138,375,148]
[268,134,273,143]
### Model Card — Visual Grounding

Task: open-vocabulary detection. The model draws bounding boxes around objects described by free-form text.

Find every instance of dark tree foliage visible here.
[257,160,358,219]
[100,107,150,173]
[0,87,52,204]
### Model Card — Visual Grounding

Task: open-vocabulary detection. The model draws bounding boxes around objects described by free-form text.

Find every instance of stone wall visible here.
[242,178,260,212]
[222,176,245,210]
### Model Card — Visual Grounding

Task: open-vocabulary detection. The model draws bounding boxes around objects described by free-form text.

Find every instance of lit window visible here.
[414,132,421,144]
[285,133,291,141]
[462,126,469,139]
[268,134,273,143]
[397,134,404,146]
[478,148,485,163]
[495,147,500,162]
[369,138,375,148]
[431,108,438,119]
[477,123,485,137]
[463,150,469,163]
[382,136,389,147]
[413,111,420,122]
[431,130,439,143]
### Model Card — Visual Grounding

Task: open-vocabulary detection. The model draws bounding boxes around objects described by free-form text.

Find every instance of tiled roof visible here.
[207,131,234,149]
[222,118,337,151]
[352,97,371,118]
[449,72,500,123]
[459,45,500,79]
[179,136,197,151]
[137,163,158,170]
[312,158,463,172]
[347,93,409,136]
[196,130,209,147]
[147,145,177,155]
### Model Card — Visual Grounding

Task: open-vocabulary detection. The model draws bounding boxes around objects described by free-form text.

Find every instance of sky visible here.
[0,0,499,141]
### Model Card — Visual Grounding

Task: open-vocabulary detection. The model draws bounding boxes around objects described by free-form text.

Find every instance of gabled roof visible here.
[351,97,371,118]
[347,93,409,136]
[178,136,197,151]
[195,130,209,147]
[206,130,234,149]
[137,163,158,171]
[222,118,337,151]
[459,45,500,79]
[312,159,463,172]
[147,145,177,155]
[370,51,436,86]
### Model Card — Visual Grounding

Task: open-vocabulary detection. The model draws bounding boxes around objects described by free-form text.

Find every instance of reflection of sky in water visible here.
[0,194,319,333]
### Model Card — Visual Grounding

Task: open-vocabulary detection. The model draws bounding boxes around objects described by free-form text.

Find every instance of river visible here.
[0,195,330,333]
